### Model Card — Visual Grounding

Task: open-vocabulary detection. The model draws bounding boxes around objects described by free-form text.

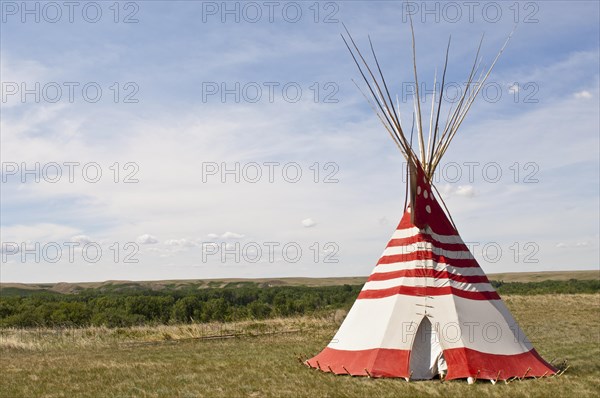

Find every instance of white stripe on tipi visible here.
[372,261,487,276]
[391,226,464,245]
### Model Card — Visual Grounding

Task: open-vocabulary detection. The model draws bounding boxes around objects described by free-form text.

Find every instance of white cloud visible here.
[555,241,592,249]
[302,218,317,228]
[221,231,245,240]
[0,56,50,109]
[224,242,238,250]
[164,238,196,247]
[0,243,20,254]
[574,90,592,99]
[136,234,158,245]
[1,223,81,243]
[438,185,476,198]
[202,242,219,252]
[71,235,93,244]
[455,185,477,198]
[207,233,219,239]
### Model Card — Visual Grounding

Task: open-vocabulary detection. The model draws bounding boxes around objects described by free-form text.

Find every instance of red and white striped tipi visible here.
[306,164,556,381]
[306,27,556,382]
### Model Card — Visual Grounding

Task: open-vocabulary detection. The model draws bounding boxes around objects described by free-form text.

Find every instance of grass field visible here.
[1,293,598,398]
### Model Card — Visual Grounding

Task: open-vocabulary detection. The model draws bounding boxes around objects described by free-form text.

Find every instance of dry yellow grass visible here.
[0,316,329,352]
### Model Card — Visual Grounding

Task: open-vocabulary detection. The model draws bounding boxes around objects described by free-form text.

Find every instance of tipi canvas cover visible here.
[306,163,556,381]
[306,26,556,382]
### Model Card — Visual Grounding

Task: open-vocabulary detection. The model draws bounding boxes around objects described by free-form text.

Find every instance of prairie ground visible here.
[1,294,598,398]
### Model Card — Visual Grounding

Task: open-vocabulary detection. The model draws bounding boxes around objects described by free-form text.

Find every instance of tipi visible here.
[305,26,556,382]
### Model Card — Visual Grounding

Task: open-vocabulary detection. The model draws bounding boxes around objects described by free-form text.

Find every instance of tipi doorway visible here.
[409,317,447,380]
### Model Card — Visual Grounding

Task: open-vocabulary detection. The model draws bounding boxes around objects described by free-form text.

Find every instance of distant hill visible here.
[1,271,597,296]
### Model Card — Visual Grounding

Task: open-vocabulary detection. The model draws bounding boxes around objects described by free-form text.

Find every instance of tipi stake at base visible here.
[491,370,502,385]
[467,371,480,385]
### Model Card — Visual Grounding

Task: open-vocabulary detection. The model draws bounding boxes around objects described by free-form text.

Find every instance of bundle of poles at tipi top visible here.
[341,22,513,181]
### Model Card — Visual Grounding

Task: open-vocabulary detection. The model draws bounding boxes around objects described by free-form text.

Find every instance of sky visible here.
[1,1,598,283]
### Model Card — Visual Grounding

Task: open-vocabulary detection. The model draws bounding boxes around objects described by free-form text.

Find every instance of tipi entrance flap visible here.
[409,316,447,380]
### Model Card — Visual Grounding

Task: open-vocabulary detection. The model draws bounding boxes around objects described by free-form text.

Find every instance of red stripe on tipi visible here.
[377,251,479,268]
[443,347,557,380]
[305,347,410,378]
[306,347,556,380]
[367,268,490,284]
[358,285,500,300]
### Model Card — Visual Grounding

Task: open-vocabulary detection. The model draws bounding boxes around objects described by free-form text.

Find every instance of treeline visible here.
[0,285,360,328]
[491,278,599,295]
[0,279,597,328]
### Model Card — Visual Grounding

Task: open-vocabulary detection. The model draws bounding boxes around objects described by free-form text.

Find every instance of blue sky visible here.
[1,1,598,283]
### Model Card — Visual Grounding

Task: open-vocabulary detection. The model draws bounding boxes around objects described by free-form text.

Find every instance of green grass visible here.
[1,293,598,397]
